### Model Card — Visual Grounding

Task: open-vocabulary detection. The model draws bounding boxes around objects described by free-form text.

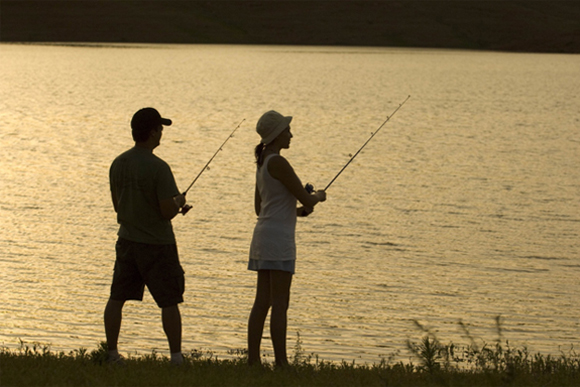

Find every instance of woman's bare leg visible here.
[270,270,293,367]
[247,270,271,365]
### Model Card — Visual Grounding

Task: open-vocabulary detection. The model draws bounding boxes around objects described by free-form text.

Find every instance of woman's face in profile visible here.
[279,126,293,149]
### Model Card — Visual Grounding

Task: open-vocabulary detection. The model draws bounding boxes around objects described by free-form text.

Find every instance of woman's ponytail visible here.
[255,142,266,167]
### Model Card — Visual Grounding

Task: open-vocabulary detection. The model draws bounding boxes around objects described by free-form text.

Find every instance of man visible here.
[105,107,191,365]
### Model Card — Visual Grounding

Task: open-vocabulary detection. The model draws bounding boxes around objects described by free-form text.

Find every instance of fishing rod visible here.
[180,118,245,215]
[306,95,410,194]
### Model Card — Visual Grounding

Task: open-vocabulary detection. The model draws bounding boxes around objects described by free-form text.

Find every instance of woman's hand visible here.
[314,190,326,202]
[298,206,313,217]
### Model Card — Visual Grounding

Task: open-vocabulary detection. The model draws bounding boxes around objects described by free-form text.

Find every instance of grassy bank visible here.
[2,324,579,387]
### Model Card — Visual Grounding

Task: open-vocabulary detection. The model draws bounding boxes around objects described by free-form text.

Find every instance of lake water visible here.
[1,43,579,364]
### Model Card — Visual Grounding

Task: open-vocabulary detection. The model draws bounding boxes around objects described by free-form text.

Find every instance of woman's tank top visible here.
[249,154,297,261]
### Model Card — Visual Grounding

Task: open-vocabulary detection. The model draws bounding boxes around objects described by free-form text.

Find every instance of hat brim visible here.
[160,118,172,126]
[261,116,292,144]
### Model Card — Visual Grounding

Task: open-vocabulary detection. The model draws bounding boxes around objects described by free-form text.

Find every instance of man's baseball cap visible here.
[131,107,172,133]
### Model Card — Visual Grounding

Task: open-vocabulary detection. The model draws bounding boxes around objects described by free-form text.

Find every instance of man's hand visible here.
[298,206,313,217]
[173,194,186,209]
[181,204,192,215]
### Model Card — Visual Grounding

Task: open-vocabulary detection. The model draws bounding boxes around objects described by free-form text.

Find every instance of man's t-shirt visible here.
[110,147,179,244]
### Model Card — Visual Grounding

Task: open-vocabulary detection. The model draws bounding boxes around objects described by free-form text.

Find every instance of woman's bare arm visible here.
[267,155,325,207]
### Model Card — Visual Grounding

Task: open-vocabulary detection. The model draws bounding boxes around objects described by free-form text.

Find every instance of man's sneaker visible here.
[107,354,126,366]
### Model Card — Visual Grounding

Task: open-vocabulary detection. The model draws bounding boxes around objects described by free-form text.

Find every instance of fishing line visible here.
[180,118,245,215]
[306,95,410,193]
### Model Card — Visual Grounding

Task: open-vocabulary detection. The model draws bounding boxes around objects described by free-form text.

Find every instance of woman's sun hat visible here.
[256,110,292,145]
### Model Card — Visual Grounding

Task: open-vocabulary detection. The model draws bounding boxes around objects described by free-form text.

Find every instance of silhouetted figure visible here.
[247,110,326,367]
[104,108,189,365]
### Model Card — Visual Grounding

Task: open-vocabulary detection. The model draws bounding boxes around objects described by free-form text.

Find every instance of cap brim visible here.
[161,118,172,126]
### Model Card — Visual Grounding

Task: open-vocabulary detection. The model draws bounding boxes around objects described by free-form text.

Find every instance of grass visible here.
[2,319,579,386]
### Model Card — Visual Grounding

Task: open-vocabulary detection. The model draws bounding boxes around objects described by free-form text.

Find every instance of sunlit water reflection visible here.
[1,43,578,363]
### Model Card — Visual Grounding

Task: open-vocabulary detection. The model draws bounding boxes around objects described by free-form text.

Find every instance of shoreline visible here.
[2,41,578,58]
[2,1,579,54]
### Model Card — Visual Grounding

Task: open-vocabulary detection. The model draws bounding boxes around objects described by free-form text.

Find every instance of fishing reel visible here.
[178,192,193,215]
[300,183,315,217]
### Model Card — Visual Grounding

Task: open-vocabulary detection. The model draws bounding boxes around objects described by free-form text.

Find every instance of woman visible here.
[247,110,327,367]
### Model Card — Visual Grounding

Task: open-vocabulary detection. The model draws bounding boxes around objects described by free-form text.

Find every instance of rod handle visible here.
[181,204,192,215]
